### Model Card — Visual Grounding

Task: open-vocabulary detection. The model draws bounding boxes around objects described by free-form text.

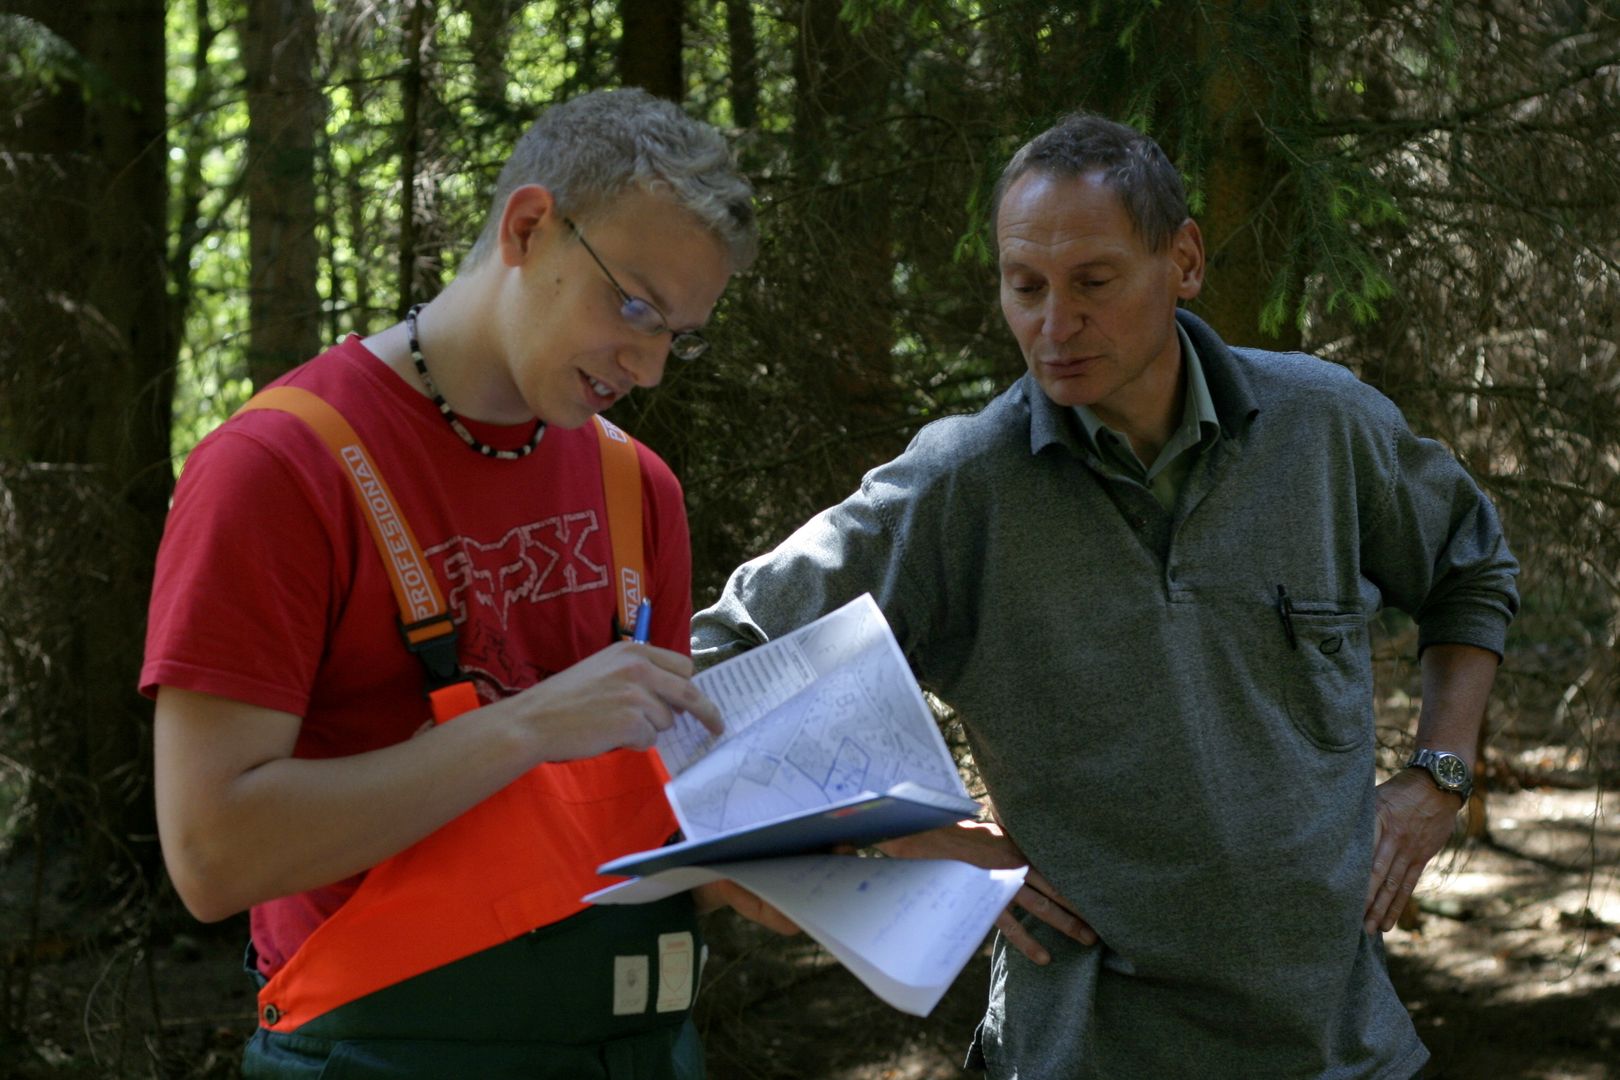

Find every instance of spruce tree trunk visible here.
[619,0,684,101]
[790,0,902,499]
[1192,0,1309,349]
[466,0,513,114]
[245,0,323,385]
[1,0,173,889]
[397,0,432,315]
[724,0,758,129]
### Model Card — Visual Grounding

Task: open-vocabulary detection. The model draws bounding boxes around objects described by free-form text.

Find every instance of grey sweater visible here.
[692,311,1518,1079]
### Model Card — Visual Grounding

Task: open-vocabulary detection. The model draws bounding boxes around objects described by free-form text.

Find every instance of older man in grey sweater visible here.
[692,113,1516,1079]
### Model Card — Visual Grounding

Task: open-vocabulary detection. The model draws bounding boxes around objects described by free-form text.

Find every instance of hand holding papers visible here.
[590,594,1027,1015]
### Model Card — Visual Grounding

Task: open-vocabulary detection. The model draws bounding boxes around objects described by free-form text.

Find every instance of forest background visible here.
[1,1,1618,1077]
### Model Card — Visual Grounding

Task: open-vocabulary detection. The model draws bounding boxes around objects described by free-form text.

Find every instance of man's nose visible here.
[618,340,668,389]
[1042,295,1085,342]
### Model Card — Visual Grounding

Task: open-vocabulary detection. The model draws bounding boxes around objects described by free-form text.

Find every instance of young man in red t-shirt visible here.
[142,88,791,1078]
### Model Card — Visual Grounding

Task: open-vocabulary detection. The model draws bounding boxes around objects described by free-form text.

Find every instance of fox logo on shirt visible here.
[427,511,608,630]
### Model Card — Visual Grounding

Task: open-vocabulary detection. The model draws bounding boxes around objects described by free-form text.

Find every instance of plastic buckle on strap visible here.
[398,612,463,692]
[428,681,480,725]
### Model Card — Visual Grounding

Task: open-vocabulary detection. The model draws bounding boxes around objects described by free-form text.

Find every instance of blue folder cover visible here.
[598,781,980,879]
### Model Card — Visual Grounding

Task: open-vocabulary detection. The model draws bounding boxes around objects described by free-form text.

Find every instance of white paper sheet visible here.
[588,854,1027,1017]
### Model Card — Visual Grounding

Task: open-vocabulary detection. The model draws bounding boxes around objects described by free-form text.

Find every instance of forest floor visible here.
[2,784,1616,1079]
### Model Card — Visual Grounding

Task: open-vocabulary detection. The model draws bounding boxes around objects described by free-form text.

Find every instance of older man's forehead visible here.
[999,170,1129,223]
[999,173,1145,256]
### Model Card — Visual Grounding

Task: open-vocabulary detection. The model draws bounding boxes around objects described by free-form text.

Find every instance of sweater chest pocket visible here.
[1278,607,1373,752]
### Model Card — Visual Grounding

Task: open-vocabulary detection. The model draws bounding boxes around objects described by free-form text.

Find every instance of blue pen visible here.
[631,599,653,643]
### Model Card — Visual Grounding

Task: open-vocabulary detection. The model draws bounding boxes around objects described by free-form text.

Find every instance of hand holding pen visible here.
[512,595,724,760]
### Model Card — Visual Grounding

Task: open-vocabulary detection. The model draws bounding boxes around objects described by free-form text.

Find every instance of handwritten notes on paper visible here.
[590,855,1026,1017]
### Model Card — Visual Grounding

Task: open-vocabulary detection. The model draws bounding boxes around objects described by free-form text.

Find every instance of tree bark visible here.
[1191,0,1308,349]
[465,0,514,114]
[619,0,683,101]
[168,0,229,375]
[723,0,758,128]
[398,0,431,316]
[1,0,173,885]
[245,0,322,385]
[790,0,902,496]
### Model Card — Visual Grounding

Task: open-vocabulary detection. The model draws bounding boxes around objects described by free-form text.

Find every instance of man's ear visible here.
[1171,218,1205,302]
[497,184,559,268]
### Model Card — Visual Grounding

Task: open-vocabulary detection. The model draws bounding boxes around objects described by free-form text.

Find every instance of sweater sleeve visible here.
[1356,390,1519,658]
[691,430,956,671]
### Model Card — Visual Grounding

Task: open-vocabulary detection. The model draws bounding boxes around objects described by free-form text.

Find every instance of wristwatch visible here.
[1405,748,1473,802]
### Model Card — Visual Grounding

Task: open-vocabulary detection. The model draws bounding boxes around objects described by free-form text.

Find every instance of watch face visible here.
[1434,754,1468,788]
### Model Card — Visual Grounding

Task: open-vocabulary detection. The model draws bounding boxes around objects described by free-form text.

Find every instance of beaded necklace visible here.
[406,303,545,460]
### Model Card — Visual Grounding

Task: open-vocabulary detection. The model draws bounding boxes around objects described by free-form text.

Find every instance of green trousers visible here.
[243,895,706,1079]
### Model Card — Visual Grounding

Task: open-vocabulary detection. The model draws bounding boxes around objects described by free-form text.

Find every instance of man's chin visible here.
[1033,378,1104,411]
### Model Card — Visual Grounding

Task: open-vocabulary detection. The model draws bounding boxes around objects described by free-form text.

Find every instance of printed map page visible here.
[654,594,968,842]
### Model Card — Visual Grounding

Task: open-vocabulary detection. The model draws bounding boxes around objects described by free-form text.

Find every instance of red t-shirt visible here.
[140,337,692,975]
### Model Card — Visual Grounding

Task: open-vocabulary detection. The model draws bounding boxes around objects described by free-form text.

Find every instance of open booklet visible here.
[588,593,1026,1016]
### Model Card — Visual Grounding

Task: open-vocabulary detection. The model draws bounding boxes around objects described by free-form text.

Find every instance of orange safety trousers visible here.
[254,747,677,1032]
[237,387,671,1035]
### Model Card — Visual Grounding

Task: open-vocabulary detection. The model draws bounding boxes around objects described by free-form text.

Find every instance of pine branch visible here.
[1305,51,1620,140]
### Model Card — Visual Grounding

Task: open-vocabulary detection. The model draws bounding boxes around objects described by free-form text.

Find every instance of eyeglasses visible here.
[564,217,709,361]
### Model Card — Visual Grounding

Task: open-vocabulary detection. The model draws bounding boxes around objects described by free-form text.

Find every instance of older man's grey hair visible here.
[467,87,757,269]
[990,113,1190,253]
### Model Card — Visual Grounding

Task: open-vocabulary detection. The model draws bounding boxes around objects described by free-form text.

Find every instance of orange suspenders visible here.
[592,405,648,642]
[238,385,646,719]
[234,385,675,1031]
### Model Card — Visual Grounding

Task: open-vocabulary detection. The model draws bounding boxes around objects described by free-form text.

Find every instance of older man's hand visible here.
[1365,767,1463,933]
[692,879,800,936]
[882,819,1096,964]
